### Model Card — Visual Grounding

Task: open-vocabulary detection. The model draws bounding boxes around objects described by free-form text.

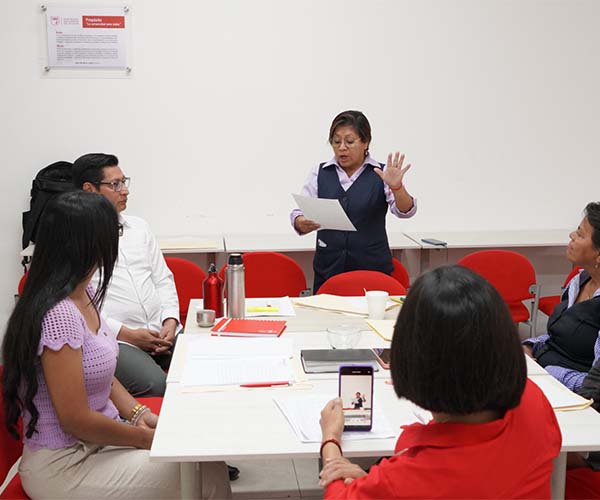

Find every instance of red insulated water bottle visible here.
[202,263,224,317]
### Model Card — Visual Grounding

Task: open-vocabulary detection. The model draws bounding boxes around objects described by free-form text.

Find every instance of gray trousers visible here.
[114,343,170,397]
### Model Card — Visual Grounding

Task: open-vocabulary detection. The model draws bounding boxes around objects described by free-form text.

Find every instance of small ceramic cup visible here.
[196,308,216,327]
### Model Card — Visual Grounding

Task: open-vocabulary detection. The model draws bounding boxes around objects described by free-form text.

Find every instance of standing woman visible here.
[1,191,229,499]
[290,110,416,293]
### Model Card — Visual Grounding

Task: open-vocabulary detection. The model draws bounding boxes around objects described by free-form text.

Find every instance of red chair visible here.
[218,252,307,298]
[0,366,28,499]
[457,250,539,336]
[17,273,28,296]
[538,267,582,317]
[391,257,410,289]
[317,270,407,296]
[164,257,206,327]
[566,467,600,499]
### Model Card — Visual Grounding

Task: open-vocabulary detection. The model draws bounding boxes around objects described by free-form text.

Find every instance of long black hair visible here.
[2,191,119,439]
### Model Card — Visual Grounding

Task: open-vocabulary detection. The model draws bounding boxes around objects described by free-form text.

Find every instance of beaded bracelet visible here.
[131,406,150,426]
[320,438,343,458]
[128,403,144,422]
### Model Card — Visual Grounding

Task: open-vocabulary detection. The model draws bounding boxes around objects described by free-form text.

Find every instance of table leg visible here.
[180,462,202,499]
[551,452,566,499]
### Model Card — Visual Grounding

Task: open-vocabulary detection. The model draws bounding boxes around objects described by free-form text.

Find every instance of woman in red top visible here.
[319,265,562,499]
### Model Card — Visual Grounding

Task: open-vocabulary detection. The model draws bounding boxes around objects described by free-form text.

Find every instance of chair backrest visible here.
[317,270,407,296]
[390,257,410,289]
[17,273,28,296]
[218,252,307,298]
[164,257,206,326]
[457,250,537,303]
[0,366,24,482]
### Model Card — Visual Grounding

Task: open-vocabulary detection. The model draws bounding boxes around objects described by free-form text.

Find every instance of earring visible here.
[364,149,369,158]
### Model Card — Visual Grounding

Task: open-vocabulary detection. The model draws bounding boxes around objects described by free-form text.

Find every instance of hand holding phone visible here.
[373,348,391,369]
[339,365,374,431]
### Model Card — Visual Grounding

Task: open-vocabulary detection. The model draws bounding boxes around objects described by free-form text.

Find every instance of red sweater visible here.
[325,380,561,499]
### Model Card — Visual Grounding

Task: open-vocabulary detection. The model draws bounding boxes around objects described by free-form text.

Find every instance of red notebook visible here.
[210,318,287,337]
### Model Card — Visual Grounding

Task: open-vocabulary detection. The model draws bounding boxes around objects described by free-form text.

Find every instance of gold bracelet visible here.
[128,403,143,422]
[131,406,150,426]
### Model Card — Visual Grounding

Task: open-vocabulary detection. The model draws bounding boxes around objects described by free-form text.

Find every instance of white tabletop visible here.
[224,233,316,253]
[404,229,569,249]
[158,235,225,254]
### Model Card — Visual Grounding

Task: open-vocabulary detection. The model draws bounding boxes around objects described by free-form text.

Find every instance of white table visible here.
[151,300,600,499]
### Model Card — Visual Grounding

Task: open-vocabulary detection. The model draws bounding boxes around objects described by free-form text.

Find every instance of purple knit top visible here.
[23,295,120,451]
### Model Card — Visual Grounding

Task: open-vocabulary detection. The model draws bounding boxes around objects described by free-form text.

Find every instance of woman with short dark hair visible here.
[523,201,600,391]
[2,191,229,499]
[319,265,561,499]
[290,110,417,293]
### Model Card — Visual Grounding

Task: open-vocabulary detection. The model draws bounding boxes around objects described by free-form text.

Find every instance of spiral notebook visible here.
[210,318,287,337]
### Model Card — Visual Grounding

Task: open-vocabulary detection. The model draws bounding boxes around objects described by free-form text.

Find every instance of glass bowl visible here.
[327,325,361,349]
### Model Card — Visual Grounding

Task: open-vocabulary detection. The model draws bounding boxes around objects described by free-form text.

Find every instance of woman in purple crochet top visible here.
[1,191,230,499]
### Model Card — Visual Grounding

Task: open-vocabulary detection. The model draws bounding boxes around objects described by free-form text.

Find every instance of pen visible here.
[390,297,405,304]
[240,381,290,388]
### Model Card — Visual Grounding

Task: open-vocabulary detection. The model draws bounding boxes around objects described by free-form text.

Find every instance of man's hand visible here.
[118,326,172,353]
[155,318,178,354]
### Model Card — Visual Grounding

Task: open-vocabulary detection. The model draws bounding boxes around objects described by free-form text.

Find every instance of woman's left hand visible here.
[319,457,367,487]
[374,151,412,190]
[136,411,159,430]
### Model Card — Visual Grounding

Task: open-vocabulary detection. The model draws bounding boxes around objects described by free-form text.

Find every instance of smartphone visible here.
[372,348,391,369]
[339,365,374,431]
[421,238,447,246]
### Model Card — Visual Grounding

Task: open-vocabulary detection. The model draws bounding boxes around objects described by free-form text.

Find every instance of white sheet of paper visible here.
[245,297,296,317]
[529,375,592,409]
[273,393,396,442]
[182,356,293,387]
[187,337,293,359]
[292,194,356,231]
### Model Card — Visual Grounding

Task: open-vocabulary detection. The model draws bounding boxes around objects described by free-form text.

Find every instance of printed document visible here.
[292,194,356,231]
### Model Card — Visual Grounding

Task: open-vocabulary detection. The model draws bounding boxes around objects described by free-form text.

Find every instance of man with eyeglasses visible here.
[71,153,177,398]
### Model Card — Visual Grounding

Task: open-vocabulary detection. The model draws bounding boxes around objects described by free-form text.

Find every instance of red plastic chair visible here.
[0,366,28,499]
[538,267,582,317]
[391,257,410,289]
[164,257,206,327]
[317,270,407,296]
[457,250,539,336]
[218,252,307,298]
[566,467,600,499]
[17,273,28,296]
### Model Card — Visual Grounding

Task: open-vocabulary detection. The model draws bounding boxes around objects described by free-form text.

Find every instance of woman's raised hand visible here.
[374,152,412,190]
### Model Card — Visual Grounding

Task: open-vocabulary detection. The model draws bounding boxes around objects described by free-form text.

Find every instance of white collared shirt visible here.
[94,214,180,338]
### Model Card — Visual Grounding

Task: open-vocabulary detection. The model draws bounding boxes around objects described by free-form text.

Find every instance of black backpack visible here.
[22,161,75,260]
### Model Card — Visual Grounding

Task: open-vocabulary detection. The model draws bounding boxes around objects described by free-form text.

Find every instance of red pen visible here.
[240,381,290,388]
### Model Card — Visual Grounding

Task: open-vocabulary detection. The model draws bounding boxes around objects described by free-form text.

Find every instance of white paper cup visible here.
[366,290,389,320]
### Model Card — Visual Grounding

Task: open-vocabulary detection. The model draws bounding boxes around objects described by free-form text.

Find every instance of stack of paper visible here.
[182,337,295,387]
[245,297,296,317]
[366,319,396,341]
[273,393,396,442]
[529,376,593,411]
[292,294,368,315]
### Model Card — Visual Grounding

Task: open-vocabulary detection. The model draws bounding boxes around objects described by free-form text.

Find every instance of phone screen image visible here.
[339,366,374,431]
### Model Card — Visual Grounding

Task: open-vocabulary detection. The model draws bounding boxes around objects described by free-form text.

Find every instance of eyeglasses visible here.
[97,177,131,192]
[331,138,361,149]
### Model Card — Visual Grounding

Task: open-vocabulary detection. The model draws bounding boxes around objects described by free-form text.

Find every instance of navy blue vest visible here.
[312,163,392,292]
[536,271,600,372]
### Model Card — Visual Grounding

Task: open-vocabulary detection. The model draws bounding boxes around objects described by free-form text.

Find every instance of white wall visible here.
[1,0,599,343]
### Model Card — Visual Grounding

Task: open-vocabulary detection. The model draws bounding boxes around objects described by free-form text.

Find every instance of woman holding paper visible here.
[290,110,416,293]
[318,265,560,499]
[1,191,230,499]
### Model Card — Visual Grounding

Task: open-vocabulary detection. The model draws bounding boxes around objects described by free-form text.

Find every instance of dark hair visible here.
[2,191,119,440]
[585,202,600,250]
[328,110,372,145]
[72,153,119,188]
[391,265,526,415]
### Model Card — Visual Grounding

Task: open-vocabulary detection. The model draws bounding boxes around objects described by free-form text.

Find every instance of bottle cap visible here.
[228,253,243,265]
[208,263,217,273]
